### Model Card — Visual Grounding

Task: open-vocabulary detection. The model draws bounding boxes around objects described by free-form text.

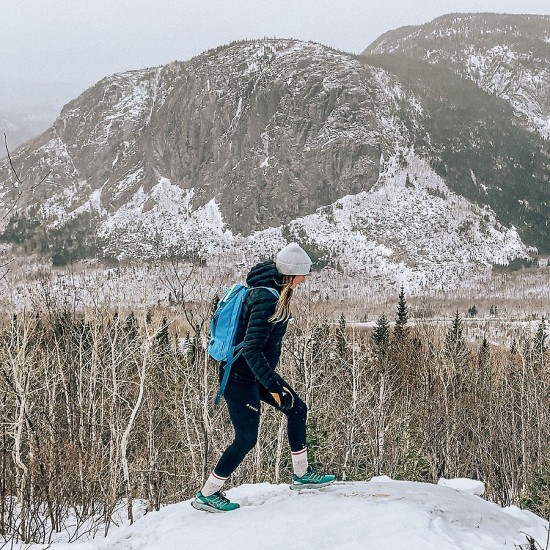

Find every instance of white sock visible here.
[291,448,308,478]
[201,471,227,497]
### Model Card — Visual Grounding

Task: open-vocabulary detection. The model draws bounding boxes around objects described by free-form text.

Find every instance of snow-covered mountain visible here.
[364,13,550,138]
[0,32,548,285]
[0,40,382,235]
[26,478,550,550]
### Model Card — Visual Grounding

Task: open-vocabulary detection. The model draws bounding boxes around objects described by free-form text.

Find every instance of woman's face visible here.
[291,275,306,289]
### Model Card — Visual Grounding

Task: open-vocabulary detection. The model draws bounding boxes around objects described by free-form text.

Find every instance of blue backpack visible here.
[209,284,279,405]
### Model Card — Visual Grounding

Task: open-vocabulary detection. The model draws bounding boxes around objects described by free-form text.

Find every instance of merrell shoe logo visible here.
[246,403,259,412]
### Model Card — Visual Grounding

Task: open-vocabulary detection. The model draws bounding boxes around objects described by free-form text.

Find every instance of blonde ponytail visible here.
[269,275,294,323]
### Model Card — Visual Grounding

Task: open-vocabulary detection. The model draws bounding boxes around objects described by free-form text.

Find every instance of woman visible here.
[192,243,335,513]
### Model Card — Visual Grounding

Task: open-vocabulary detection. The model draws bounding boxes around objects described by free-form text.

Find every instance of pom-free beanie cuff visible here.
[275,243,312,275]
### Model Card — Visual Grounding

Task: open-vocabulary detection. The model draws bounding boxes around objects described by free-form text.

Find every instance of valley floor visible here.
[0,257,548,319]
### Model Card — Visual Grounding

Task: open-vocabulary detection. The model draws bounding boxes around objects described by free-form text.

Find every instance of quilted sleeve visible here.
[241,289,279,389]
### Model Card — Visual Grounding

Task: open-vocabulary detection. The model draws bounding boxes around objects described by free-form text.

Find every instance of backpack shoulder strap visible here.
[252,286,280,299]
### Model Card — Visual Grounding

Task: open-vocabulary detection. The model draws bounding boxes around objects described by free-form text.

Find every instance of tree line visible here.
[0,209,101,266]
[0,290,548,545]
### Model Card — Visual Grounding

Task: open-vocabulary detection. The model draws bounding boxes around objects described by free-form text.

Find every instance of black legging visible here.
[214,376,308,478]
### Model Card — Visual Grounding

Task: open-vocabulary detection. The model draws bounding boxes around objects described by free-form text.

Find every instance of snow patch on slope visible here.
[99,177,232,260]
[71,187,106,217]
[278,152,529,291]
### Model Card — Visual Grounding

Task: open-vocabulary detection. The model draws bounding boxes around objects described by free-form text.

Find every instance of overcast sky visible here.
[2,0,550,104]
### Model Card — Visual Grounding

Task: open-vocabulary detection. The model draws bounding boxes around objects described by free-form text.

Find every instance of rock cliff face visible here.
[364,13,550,138]
[151,41,383,234]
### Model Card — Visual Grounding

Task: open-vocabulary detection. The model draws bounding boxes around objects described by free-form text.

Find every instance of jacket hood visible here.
[246,261,283,290]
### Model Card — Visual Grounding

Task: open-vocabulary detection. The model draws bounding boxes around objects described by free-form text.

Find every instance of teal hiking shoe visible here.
[290,466,336,490]
[191,491,240,513]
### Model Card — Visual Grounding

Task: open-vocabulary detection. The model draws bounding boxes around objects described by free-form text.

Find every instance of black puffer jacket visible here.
[229,261,288,389]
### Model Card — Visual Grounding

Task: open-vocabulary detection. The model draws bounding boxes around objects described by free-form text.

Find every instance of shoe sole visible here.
[191,500,238,513]
[289,479,336,491]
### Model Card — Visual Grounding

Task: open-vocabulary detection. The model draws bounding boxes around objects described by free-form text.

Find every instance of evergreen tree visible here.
[533,316,548,357]
[156,314,171,350]
[445,310,468,364]
[478,336,490,368]
[124,312,140,342]
[394,285,409,340]
[372,313,390,356]
[336,312,347,356]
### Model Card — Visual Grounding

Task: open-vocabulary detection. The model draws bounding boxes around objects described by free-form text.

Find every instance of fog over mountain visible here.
[0,80,79,156]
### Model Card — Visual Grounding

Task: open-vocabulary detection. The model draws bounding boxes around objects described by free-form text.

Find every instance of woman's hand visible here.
[268,381,295,411]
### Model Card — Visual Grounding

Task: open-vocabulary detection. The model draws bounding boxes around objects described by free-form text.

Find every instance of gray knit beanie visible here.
[275,243,312,275]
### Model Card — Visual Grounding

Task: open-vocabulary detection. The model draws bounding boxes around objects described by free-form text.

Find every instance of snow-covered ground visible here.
[26,477,549,550]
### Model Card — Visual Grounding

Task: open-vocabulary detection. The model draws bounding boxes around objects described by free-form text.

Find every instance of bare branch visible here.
[4,133,23,187]
[2,132,51,221]
[0,258,14,282]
